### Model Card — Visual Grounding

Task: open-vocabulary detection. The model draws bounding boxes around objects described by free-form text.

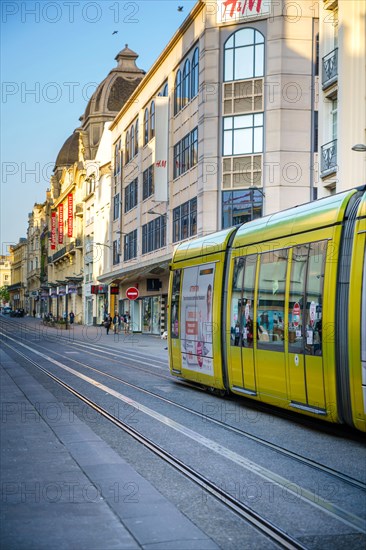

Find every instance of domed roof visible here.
[54,131,80,169]
[82,45,145,123]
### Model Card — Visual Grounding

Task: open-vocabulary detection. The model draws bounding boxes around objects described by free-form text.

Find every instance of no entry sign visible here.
[126,287,139,301]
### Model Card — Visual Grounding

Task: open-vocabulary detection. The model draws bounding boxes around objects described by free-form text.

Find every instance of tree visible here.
[0,286,10,304]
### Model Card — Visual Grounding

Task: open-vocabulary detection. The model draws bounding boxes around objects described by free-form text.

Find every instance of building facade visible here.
[98,0,322,334]
[0,255,11,289]
[8,239,28,311]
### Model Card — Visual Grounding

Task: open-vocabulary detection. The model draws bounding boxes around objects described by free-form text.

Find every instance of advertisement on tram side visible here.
[180,264,215,374]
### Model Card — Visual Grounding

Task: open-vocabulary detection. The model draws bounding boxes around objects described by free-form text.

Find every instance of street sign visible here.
[126,287,139,301]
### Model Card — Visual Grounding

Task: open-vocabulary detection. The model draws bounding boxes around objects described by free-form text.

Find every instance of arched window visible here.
[130,125,135,158]
[113,139,121,177]
[135,119,139,154]
[125,132,130,164]
[150,101,155,139]
[144,108,149,145]
[174,69,182,115]
[163,83,168,97]
[182,59,191,107]
[224,28,264,82]
[191,47,199,98]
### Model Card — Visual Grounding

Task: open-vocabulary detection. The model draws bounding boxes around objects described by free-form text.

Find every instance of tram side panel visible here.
[348,193,366,432]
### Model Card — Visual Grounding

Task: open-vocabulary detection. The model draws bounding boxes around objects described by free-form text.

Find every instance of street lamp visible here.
[351,144,366,152]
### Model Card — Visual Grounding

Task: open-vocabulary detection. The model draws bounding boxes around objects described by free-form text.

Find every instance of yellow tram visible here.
[168,187,366,432]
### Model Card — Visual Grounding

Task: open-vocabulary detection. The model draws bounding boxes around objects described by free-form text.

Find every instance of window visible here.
[124,229,137,261]
[113,139,122,186]
[191,47,199,97]
[224,28,264,82]
[112,239,120,265]
[130,125,135,158]
[257,249,288,351]
[113,193,120,220]
[142,215,166,254]
[144,108,149,145]
[124,178,138,212]
[125,132,130,164]
[222,189,262,228]
[223,113,263,156]
[171,270,181,338]
[150,101,155,139]
[182,59,191,107]
[173,198,197,243]
[173,127,198,179]
[143,165,154,200]
[174,69,182,115]
[163,83,168,97]
[135,119,139,154]
[230,255,257,348]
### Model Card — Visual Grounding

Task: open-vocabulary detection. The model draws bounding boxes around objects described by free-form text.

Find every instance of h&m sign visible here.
[217,0,271,24]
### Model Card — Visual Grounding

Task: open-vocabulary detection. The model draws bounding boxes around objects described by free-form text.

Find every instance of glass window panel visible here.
[235,46,254,80]
[224,117,233,130]
[223,131,233,155]
[234,115,253,129]
[235,28,255,47]
[233,128,252,155]
[288,245,308,352]
[254,113,263,126]
[231,257,245,346]
[257,250,288,350]
[242,256,257,347]
[253,127,263,153]
[255,30,265,44]
[305,241,327,356]
[224,50,233,81]
[254,44,264,77]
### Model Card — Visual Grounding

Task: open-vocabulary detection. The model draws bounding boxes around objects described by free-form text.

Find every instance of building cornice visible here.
[110,0,205,130]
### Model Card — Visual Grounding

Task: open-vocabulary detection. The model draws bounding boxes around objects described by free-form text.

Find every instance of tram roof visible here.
[172,227,237,263]
[232,187,364,248]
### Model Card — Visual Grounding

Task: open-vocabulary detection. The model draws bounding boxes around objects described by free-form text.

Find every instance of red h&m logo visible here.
[223,0,263,18]
[218,0,270,22]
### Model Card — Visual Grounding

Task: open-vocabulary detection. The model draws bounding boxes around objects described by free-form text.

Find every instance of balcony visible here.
[321,139,337,177]
[322,48,338,90]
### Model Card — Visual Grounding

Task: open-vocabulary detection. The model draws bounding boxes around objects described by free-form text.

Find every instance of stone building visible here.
[8,239,27,311]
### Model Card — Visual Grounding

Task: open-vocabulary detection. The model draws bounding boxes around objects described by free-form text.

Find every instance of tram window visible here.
[257,249,288,351]
[230,255,257,347]
[305,241,326,356]
[288,245,308,352]
[171,270,181,339]
[362,248,366,364]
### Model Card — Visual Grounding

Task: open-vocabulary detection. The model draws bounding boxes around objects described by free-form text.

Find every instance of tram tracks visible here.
[1,321,365,493]
[2,331,366,546]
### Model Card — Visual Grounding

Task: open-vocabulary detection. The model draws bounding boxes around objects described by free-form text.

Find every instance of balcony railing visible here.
[321,139,337,177]
[322,48,338,89]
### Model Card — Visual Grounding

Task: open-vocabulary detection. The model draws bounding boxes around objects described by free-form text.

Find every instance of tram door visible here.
[288,242,327,411]
[230,255,257,394]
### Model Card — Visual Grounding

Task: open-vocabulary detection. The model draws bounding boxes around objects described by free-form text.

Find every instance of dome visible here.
[54,131,80,169]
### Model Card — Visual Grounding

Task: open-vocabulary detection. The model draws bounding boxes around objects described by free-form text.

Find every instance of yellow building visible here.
[8,239,27,311]
[0,255,11,290]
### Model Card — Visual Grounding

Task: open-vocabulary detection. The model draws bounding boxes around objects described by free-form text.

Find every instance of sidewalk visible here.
[0,347,218,550]
[1,314,169,357]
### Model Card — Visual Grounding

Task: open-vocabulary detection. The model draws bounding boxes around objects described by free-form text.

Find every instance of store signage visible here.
[154,96,169,202]
[67,194,73,237]
[51,211,56,250]
[68,284,78,294]
[217,0,271,24]
[58,204,64,244]
[126,287,139,301]
[58,286,66,296]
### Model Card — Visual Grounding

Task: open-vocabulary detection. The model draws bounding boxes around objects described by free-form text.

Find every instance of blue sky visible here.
[1,0,197,252]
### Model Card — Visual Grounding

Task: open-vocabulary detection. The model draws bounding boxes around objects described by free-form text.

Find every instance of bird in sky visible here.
[112,30,118,35]
[178,6,184,11]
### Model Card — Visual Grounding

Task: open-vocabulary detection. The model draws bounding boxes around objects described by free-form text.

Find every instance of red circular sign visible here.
[126,287,139,301]
[292,302,301,327]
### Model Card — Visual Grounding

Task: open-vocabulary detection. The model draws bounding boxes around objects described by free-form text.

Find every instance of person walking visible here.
[113,312,119,334]
[69,311,75,324]
[104,313,112,335]
[124,313,130,334]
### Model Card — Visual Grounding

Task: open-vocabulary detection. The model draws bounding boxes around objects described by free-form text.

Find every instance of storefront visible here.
[142,296,161,334]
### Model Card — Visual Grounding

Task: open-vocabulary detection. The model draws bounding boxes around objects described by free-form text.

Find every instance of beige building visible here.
[26,202,48,317]
[98,0,323,334]
[8,239,27,310]
[318,0,366,194]
[0,255,11,292]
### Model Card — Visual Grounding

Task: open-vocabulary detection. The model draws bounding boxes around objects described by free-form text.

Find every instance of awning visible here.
[98,254,171,286]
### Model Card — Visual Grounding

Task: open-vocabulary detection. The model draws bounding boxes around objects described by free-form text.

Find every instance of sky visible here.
[0,0,197,254]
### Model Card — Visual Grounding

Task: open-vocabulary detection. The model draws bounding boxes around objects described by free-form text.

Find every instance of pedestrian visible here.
[69,311,75,324]
[104,313,112,335]
[33,309,36,318]
[113,312,119,334]
[124,312,130,334]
